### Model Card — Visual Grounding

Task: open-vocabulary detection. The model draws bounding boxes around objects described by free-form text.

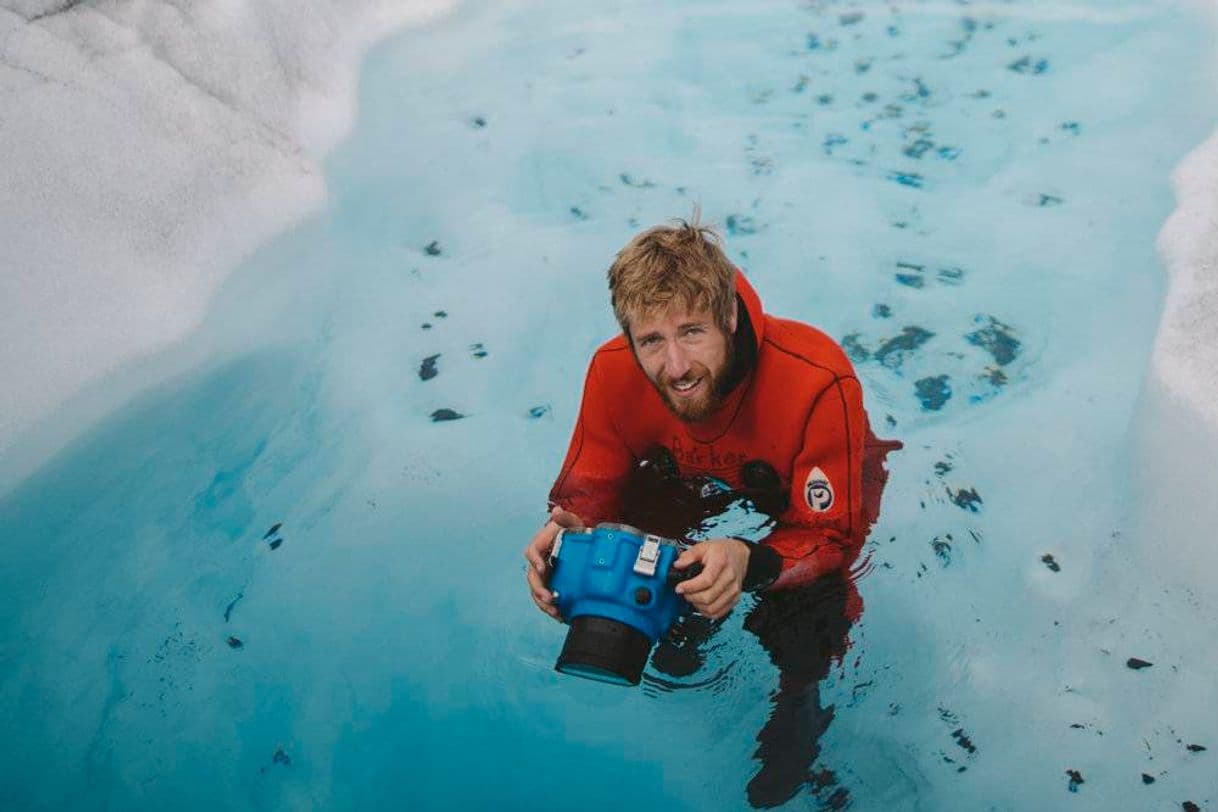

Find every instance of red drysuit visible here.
[549,273,897,588]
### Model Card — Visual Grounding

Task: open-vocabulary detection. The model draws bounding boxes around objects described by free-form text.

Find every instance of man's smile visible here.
[669,376,704,397]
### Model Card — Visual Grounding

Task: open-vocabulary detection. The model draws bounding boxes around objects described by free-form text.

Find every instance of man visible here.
[523,218,897,807]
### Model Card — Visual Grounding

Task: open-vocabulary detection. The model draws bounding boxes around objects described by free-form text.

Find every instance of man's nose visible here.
[664,342,692,379]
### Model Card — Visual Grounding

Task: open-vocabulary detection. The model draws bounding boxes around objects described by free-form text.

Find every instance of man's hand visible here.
[523,506,585,620]
[672,538,751,620]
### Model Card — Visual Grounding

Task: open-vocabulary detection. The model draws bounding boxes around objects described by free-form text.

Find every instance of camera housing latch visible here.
[633,534,662,577]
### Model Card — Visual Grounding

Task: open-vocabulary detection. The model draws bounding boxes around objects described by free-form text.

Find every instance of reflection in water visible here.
[622,433,898,808]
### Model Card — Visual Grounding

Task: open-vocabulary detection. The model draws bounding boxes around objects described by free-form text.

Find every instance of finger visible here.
[704,591,740,620]
[524,523,558,573]
[676,568,717,595]
[525,566,556,604]
[684,568,734,607]
[675,553,721,595]
[531,590,560,619]
[552,507,585,529]
[673,548,698,569]
[673,543,710,569]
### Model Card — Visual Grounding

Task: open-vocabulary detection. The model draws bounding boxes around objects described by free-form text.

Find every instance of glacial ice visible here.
[0,0,452,487]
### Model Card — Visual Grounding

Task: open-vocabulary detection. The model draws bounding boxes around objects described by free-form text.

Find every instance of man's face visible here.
[630,300,737,423]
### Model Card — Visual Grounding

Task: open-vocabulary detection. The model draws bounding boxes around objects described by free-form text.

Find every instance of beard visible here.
[653,332,738,423]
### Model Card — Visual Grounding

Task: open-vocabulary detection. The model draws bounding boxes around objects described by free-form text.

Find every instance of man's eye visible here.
[640,336,660,347]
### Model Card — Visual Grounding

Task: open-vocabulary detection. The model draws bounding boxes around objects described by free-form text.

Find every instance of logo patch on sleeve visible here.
[804,467,834,512]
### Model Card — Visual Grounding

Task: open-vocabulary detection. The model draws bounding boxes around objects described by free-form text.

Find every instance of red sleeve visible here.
[547,356,633,525]
[764,375,866,589]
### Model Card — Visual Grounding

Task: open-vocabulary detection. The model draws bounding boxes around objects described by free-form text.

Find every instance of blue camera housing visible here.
[547,523,696,685]
[549,523,691,642]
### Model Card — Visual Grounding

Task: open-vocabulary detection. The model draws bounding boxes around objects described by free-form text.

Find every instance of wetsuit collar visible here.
[734,270,766,350]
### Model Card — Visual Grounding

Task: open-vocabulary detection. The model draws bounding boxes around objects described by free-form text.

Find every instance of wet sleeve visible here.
[762,375,866,589]
[547,356,633,526]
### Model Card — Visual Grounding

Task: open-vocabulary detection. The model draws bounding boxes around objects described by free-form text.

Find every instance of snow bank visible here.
[0,0,452,479]
[1139,2,1218,606]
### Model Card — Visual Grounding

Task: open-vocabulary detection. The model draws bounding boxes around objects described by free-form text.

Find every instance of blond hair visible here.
[607,216,737,335]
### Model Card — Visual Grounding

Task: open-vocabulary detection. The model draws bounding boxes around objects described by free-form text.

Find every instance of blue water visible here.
[3,1,1217,809]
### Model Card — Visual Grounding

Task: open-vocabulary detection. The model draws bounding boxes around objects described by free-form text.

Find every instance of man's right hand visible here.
[523,506,585,620]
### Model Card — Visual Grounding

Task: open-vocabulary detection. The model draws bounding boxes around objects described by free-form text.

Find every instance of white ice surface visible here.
[1139,0,1218,606]
[0,0,452,483]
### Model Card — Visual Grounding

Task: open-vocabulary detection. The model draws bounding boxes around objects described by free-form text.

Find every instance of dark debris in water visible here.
[822,787,849,811]
[887,170,924,189]
[872,303,891,318]
[932,537,952,565]
[471,116,487,128]
[841,332,870,363]
[1186,743,1207,752]
[262,523,281,539]
[431,408,465,422]
[419,354,440,381]
[1183,803,1200,812]
[570,206,588,220]
[619,172,656,188]
[904,139,936,160]
[823,133,849,155]
[1126,657,1153,670]
[937,266,965,285]
[966,316,1021,366]
[226,636,243,649]
[875,326,935,369]
[1041,554,1060,572]
[469,343,488,359]
[273,746,291,767]
[263,525,284,551]
[424,240,442,256]
[952,728,977,754]
[528,404,550,419]
[1065,769,1084,792]
[982,366,1008,387]
[949,486,983,512]
[224,592,244,622]
[1009,55,1050,74]
[725,214,758,235]
[1141,773,1155,785]
[915,375,952,411]
[806,33,838,52]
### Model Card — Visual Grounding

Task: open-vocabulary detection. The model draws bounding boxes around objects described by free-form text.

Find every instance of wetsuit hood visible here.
[734,270,765,351]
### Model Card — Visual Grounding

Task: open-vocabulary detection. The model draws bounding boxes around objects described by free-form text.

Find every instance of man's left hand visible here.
[672,539,751,620]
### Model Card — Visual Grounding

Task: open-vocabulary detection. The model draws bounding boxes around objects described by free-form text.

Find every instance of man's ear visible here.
[727,297,738,334]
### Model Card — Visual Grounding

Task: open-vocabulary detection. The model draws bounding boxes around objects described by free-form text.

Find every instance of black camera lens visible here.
[555,616,653,686]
